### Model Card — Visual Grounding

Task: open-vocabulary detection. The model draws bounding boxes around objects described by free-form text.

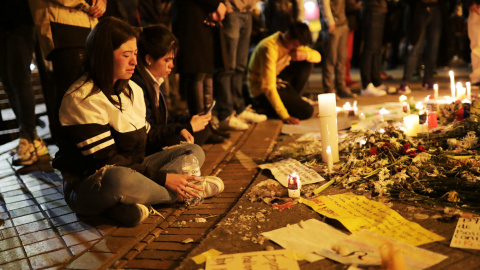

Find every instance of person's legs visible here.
[279,61,314,95]
[361,11,386,88]
[423,7,441,85]
[62,167,177,217]
[185,73,207,115]
[322,29,338,93]
[232,12,252,114]
[0,25,36,141]
[253,94,277,118]
[277,84,313,120]
[469,11,480,84]
[345,29,354,84]
[215,11,247,121]
[334,25,350,93]
[402,9,428,84]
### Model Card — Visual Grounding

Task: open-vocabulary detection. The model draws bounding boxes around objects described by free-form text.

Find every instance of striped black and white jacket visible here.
[52,76,167,186]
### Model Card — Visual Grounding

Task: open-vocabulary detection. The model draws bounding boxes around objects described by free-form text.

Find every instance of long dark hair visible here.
[136,25,178,123]
[84,17,139,106]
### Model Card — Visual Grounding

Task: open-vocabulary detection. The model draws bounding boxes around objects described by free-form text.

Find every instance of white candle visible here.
[326,146,333,173]
[449,70,455,98]
[467,82,471,100]
[456,82,465,99]
[433,84,438,100]
[318,93,339,163]
[403,115,419,137]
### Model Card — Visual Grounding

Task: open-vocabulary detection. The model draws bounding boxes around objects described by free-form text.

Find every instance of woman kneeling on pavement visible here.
[131,25,211,149]
[52,17,223,227]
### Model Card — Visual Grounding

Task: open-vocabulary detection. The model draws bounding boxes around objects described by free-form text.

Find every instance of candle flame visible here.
[379,108,389,115]
[415,102,424,110]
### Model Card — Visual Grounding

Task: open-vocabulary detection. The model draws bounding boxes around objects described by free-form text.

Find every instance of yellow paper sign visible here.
[300,193,444,246]
[192,249,223,264]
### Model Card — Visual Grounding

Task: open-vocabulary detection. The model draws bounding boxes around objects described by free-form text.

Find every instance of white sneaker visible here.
[376,84,396,94]
[12,137,49,166]
[219,114,249,131]
[236,105,267,123]
[202,176,224,198]
[362,83,387,97]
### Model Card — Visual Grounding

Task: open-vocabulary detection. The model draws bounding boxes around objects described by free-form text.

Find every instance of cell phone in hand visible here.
[204,100,216,115]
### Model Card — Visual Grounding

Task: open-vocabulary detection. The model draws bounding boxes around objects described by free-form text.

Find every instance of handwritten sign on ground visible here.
[259,159,325,187]
[300,193,444,246]
[450,218,480,250]
[318,230,447,269]
[206,249,299,270]
[262,219,348,262]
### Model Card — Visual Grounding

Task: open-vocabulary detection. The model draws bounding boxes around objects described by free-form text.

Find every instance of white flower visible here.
[412,152,431,163]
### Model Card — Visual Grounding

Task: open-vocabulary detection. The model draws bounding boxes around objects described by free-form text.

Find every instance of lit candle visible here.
[467,82,471,100]
[326,146,333,173]
[433,84,438,100]
[456,82,465,100]
[359,113,365,121]
[318,93,339,163]
[399,95,407,103]
[449,70,455,98]
[287,172,301,198]
[402,102,409,113]
[403,114,419,136]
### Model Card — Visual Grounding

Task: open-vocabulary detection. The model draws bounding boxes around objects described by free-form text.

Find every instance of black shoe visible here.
[206,133,225,144]
[337,89,357,98]
[211,125,230,138]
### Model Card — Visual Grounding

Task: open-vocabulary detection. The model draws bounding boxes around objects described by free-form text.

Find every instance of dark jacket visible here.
[171,0,222,74]
[53,77,167,185]
[0,0,33,33]
[462,0,480,7]
[131,72,193,154]
[364,0,388,13]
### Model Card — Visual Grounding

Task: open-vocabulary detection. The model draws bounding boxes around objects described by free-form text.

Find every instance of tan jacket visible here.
[28,0,99,58]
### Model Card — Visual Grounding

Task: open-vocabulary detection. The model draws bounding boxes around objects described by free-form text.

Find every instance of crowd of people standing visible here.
[1,0,479,176]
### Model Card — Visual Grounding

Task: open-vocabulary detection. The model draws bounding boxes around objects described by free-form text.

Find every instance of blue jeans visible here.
[214,11,252,121]
[360,11,386,89]
[0,25,36,141]
[403,6,441,83]
[62,143,205,216]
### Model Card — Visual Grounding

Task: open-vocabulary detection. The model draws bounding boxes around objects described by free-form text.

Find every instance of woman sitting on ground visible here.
[132,25,211,150]
[52,17,223,227]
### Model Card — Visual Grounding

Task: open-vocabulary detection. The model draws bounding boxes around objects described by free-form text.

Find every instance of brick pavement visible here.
[0,119,282,270]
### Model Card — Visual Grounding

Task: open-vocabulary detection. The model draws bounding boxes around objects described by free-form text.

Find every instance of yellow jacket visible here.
[247,32,321,119]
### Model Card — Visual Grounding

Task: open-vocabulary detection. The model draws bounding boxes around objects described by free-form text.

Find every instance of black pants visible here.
[49,48,85,143]
[254,61,314,120]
